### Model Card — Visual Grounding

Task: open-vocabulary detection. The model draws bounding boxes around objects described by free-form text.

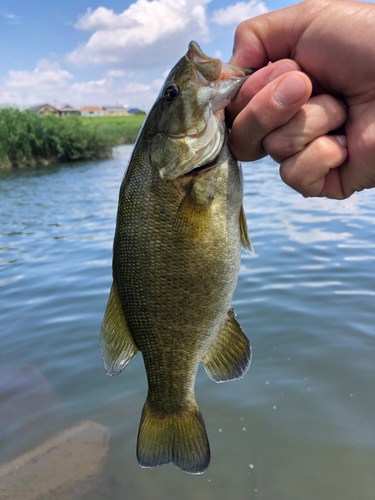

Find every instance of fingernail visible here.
[268,62,298,83]
[335,135,347,148]
[274,74,307,107]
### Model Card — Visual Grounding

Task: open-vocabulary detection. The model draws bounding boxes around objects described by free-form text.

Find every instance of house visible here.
[57,103,81,116]
[103,105,129,117]
[28,104,60,116]
[79,106,105,117]
[128,108,146,115]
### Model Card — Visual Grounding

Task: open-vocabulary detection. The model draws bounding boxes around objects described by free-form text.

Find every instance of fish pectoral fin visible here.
[100,280,139,376]
[137,398,210,474]
[240,204,254,254]
[203,308,251,382]
[173,189,212,238]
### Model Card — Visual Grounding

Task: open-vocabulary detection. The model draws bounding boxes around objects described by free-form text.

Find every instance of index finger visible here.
[226,59,301,127]
[228,70,312,161]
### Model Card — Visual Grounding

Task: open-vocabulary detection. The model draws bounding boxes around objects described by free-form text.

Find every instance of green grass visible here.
[0,108,146,168]
[81,114,146,145]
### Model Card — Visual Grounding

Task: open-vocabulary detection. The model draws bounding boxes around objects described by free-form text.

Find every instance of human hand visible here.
[227,0,375,199]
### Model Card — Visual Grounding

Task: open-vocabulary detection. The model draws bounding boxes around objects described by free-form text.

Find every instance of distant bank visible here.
[0,108,146,169]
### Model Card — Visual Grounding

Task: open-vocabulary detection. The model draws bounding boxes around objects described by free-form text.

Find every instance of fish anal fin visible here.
[137,398,210,474]
[203,308,251,382]
[100,280,139,376]
[240,205,254,254]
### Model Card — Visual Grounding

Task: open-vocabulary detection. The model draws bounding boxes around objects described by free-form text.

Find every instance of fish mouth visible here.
[187,41,254,86]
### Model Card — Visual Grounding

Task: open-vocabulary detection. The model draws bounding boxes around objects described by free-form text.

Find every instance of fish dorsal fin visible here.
[239,205,254,254]
[101,280,139,376]
[203,308,251,382]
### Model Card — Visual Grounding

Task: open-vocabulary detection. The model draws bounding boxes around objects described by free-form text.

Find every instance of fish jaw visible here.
[150,41,256,181]
[188,40,252,83]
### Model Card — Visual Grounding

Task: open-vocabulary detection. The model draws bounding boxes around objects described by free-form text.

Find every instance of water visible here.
[1,145,374,499]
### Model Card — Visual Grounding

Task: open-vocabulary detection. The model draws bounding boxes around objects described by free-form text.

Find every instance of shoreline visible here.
[0,149,116,170]
[0,109,145,170]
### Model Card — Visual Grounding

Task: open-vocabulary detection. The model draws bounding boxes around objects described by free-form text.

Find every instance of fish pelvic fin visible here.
[137,398,210,475]
[203,308,251,382]
[240,204,254,254]
[100,280,139,376]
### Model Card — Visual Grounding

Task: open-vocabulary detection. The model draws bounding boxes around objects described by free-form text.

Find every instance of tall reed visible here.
[0,107,115,167]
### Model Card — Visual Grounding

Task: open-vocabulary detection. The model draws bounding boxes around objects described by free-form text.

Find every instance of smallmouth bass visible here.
[101,41,255,474]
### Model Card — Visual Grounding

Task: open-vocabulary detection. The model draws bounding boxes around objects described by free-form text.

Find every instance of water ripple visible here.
[0,147,374,499]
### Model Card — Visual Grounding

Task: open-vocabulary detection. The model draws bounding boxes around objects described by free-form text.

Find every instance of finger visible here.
[226,59,301,127]
[229,71,312,161]
[263,95,348,162]
[229,4,309,69]
[280,135,349,199]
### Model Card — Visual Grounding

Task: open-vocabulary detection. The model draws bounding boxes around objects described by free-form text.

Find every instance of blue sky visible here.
[0,0,295,110]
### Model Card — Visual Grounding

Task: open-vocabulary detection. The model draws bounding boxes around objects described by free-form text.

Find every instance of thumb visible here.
[229,3,309,69]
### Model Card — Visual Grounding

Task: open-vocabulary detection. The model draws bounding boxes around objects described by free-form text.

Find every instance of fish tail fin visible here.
[137,397,210,474]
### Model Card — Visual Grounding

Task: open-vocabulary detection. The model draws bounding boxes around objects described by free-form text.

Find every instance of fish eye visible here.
[163,83,180,102]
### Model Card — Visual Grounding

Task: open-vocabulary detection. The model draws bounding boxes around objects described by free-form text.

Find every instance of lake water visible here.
[1,145,374,499]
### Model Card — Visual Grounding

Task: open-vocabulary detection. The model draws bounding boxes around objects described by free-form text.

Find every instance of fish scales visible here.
[101,41,255,474]
[116,150,242,406]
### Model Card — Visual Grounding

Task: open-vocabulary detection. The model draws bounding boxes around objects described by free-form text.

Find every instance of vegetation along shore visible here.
[0,107,146,169]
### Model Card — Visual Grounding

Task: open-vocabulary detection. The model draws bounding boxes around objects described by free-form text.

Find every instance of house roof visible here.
[128,108,142,113]
[102,105,128,111]
[79,106,104,111]
[28,103,59,112]
[57,103,79,111]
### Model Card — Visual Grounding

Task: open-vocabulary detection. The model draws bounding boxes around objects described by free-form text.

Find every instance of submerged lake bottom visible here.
[0,145,374,499]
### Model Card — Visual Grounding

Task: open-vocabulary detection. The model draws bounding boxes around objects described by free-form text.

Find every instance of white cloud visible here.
[71,78,109,95]
[0,60,165,111]
[75,6,139,31]
[123,82,152,93]
[5,60,73,90]
[69,78,156,108]
[106,70,126,78]
[211,0,268,25]
[3,13,22,25]
[66,0,211,67]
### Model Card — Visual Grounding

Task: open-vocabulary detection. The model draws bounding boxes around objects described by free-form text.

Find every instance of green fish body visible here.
[101,42,254,474]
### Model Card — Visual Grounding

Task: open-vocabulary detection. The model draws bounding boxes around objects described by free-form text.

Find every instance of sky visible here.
[0,0,295,111]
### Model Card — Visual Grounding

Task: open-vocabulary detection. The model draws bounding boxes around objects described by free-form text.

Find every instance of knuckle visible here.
[359,122,375,154]
[315,94,347,127]
[251,99,281,136]
[233,19,259,49]
[229,132,264,162]
[312,136,340,167]
[280,161,305,191]
[263,132,295,162]
[234,20,250,38]
[233,22,246,44]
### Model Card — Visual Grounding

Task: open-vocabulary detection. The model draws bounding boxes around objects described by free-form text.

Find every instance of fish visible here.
[101,41,255,475]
